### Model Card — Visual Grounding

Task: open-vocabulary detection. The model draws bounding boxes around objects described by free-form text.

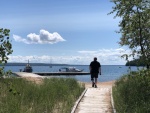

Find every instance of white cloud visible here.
[13,35,29,44]
[8,48,131,65]
[78,48,132,65]
[13,29,66,44]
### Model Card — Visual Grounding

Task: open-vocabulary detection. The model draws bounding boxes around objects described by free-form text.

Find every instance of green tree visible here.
[109,0,150,69]
[0,28,13,76]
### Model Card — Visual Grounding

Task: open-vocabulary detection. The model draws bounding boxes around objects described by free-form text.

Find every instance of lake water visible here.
[4,65,142,82]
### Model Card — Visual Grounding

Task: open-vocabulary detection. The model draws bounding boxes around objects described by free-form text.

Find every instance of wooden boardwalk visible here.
[71,83,114,113]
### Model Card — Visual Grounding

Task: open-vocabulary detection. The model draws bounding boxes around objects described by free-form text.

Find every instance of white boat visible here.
[59,67,83,72]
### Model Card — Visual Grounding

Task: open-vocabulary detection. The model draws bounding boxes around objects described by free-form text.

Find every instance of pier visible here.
[34,72,90,76]
[13,72,90,77]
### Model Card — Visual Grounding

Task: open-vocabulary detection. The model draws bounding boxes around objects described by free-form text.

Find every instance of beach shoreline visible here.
[22,75,116,86]
[84,80,116,88]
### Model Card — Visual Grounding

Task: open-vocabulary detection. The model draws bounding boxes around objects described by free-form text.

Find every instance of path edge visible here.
[111,87,116,113]
[71,88,87,113]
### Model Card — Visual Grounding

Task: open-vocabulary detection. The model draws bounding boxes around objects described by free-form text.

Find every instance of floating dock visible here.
[34,72,90,76]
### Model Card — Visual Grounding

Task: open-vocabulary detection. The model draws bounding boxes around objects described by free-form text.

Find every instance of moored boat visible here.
[23,60,33,72]
[59,67,83,72]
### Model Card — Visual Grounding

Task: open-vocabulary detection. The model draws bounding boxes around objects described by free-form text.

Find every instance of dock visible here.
[34,72,90,76]
[13,72,90,76]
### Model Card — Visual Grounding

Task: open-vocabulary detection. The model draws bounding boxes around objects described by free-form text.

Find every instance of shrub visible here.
[113,69,150,113]
[0,77,85,113]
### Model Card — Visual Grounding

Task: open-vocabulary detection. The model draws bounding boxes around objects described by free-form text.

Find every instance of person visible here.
[89,57,101,88]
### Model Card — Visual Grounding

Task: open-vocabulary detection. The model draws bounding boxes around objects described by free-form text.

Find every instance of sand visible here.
[23,75,115,87]
[84,81,115,88]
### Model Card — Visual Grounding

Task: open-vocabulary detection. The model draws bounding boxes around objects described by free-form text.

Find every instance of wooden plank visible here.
[73,87,113,113]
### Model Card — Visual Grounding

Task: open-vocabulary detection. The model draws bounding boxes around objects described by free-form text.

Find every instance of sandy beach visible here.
[84,80,115,88]
[24,76,116,87]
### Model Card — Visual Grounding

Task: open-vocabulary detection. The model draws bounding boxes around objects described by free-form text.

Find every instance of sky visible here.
[1,0,131,65]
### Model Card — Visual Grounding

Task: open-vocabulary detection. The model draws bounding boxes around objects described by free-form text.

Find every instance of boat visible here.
[59,67,83,72]
[23,60,33,72]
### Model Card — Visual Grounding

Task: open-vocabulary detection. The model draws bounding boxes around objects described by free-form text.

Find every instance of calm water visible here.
[4,65,142,82]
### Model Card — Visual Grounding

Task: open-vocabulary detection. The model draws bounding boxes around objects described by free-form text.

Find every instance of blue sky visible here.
[1,0,130,65]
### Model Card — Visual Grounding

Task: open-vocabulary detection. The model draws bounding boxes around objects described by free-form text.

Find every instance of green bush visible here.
[113,69,150,113]
[0,77,85,113]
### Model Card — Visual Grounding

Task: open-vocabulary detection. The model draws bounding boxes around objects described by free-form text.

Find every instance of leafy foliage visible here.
[113,70,150,113]
[109,0,150,69]
[125,58,145,66]
[0,28,13,76]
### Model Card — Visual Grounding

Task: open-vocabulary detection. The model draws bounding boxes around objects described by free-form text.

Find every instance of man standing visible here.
[89,57,101,88]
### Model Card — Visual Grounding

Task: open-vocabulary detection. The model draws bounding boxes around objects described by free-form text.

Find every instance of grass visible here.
[0,77,85,113]
[112,69,150,113]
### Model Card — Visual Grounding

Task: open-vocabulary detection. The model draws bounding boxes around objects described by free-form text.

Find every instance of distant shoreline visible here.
[3,63,69,66]
[3,63,125,66]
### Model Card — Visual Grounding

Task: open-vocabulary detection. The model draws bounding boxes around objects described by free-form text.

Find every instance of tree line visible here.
[125,58,145,66]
